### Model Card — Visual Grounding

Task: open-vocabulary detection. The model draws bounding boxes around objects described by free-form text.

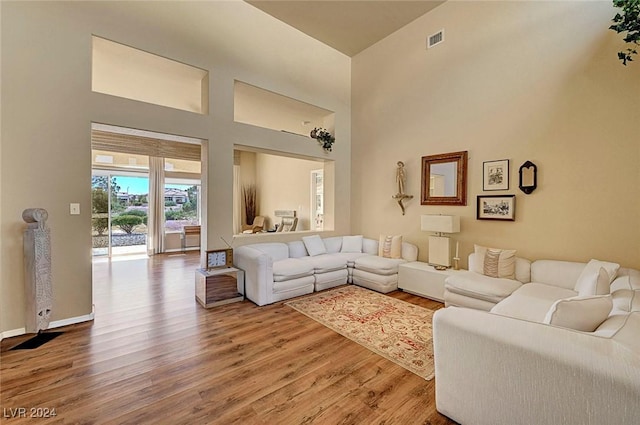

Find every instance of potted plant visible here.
[310,127,335,152]
[610,0,640,65]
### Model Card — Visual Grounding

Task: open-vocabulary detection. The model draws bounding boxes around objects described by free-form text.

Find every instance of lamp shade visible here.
[421,215,460,233]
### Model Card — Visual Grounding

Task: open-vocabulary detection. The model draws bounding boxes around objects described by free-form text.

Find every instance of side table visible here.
[398,262,466,302]
[195,267,244,308]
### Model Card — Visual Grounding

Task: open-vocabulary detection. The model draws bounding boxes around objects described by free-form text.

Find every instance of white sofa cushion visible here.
[491,283,578,323]
[302,235,327,256]
[575,260,620,295]
[355,255,405,275]
[300,254,347,273]
[445,271,523,304]
[272,275,315,293]
[472,245,516,279]
[543,295,613,332]
[608,289,638,314]
[341,235,363,253]
[611,312,640,352]
[272,258,314,282]
[331,252,371,268]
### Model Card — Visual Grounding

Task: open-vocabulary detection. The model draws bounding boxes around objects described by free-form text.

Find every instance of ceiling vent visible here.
[427,29,444,49]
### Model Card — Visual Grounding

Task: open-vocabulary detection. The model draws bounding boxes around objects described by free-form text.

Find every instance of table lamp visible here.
[421,215,460,269]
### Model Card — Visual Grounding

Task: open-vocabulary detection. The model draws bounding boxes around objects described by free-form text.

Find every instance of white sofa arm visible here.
[433,307,640,425]
[234,246,274,306]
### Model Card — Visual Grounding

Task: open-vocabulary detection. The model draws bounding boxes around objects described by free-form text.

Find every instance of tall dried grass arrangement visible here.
[243,184,257,225]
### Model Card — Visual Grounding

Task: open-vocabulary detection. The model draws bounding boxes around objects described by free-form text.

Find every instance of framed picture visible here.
[477,195,516,221]
[483,159,509,191]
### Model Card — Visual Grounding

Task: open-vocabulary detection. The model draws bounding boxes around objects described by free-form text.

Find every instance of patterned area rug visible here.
[286,285,435,380]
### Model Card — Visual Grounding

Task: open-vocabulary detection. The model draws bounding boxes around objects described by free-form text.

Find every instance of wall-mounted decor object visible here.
[518,161,537,194]
[421,214,460,269]
[421,151,468,206]
[392,161,413,215]
[22,208,53,333]
[477,195,516,221]
[483,159,509,191]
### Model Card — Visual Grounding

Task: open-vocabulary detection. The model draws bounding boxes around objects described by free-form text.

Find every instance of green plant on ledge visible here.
[310,127,335,152]
[610,0,640,65]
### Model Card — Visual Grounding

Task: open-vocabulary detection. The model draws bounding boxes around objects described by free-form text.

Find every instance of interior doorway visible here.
[91,123,204,259]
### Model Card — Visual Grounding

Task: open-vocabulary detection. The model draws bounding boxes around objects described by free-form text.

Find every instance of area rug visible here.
[286,285,435,380]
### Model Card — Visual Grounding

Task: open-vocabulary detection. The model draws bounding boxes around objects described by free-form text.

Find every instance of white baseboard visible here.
[49,312,95,329]
[165,247,199,253]
[0,312,95,341]
[1,328,26,341]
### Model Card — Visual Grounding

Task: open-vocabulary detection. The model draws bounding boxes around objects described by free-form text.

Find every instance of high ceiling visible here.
[246,0,445,57]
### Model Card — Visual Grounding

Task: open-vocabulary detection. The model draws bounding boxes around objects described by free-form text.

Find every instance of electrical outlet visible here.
[70,203,80,215]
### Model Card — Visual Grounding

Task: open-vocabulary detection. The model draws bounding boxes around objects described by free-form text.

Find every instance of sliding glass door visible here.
[91,172,149,257]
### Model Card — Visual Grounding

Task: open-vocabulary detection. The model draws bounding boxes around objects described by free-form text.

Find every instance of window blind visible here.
[91,130,201,161]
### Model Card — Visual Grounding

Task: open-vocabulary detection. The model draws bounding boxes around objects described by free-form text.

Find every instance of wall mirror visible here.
[421,151,468,206]
[519,160,537,194]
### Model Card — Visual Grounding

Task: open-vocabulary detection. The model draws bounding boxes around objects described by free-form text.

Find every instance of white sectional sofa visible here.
[233,235,418,306]
[434,255,640,425]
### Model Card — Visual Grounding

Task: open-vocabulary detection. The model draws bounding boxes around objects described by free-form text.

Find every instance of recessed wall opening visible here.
[233,147,335,235]
[92,36,209,114]
[91,123,205,257]
[234,80,335,138]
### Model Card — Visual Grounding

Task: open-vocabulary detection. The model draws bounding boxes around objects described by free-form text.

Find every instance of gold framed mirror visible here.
[421,151,468,206]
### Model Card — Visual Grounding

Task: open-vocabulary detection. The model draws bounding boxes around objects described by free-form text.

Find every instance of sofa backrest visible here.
[611,268,640,292]
[468,253,531,283]
[287,241,307,258]
[280,236,418,261]
[363,237,418,261]
[322,236,343,254]
[247,242,290,262]
[531,260,586,290]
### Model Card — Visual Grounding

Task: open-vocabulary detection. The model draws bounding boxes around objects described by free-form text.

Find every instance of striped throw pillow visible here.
[378,235,403,259]
[473,244,516,279]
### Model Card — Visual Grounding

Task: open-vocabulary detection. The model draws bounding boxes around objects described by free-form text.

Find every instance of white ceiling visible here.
[245,0,445,56]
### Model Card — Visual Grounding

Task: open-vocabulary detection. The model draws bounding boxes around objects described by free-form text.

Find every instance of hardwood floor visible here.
[1,252,456,424]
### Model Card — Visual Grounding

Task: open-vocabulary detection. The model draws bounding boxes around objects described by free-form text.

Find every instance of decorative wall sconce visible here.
[393,161,413,215]
[518,161,537,194]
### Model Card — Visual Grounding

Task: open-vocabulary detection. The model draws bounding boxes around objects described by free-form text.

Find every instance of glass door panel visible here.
[91,174,110,257]
[110,175,149,256]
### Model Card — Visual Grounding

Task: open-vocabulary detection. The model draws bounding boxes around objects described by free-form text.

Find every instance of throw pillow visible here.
[575,266,611,297]
[543,295,613,332]
[472,244,516,279]
[574,259,620,296]
[302,235,327,257]
[378,235,402,259]
[341,235,363,253]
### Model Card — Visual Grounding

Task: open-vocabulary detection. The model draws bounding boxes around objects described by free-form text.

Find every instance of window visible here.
[164,181,201,233]
[92,36,209,114]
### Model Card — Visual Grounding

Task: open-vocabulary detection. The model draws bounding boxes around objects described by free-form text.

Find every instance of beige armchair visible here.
[242,216,265,234]
[276,216,297,232]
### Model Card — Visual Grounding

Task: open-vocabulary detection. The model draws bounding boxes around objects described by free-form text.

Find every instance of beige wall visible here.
[1,2,351,333]
[255,153,324,231]
[352,1,640,269]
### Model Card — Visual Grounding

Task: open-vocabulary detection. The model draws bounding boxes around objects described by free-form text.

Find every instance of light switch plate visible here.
[70,203,80,215]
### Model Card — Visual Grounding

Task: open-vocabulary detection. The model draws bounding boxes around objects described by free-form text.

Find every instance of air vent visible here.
[427,29,444,49]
